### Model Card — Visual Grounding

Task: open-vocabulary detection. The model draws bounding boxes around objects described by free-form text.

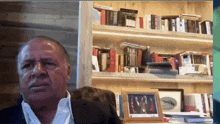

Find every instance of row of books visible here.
[92,44,213,76]
[93,5,213,35]
[139,15,213,35]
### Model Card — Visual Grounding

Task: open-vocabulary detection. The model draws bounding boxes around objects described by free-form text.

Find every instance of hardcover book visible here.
[142,46,152,66]
[100,9,106,25]
[139,17,143,28]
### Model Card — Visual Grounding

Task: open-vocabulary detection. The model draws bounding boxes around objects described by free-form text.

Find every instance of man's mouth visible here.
[29,83,49,91]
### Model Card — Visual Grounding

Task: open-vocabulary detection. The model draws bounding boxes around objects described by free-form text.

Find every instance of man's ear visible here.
[67,65,71,81]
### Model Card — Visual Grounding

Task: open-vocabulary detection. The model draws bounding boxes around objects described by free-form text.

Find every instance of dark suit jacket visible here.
[0,99,121,124]
[213,98,220,124]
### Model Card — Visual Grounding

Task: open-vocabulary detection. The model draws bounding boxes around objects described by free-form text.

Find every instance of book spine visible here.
[170,57,176,70]
[184,94,196,112]
[115,54,119,73]
[118,55,121,72]
[180,19,183,32]
[106,10,109,25]
[113,11,118,26]
[109,10,114,25]
[151,15,155,29]
[195,21,199,33]
[139,17,143,28]
[176,17,180,32]
[92,48,98,56]
[165,19,168,31]
[201,21,207,34]
[124,47,130,66]
[108,50,116,72]
[204,93,210,116]
[148,15,151,30]
[195,94,204,116]
[168,18,172,31]
[151,52,159,63]
[184,19,187,32]
[206,21,211,35]
[100,9,106,25]
[121,55,124,72]
[137,49,142,67]
[157,16,161,30]
[101,53,108,71]
[155,15,158,30]
[172,19,175,31]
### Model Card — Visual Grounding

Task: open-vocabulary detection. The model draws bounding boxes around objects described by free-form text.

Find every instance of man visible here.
[133,96,141,114]
[0,36,121,124]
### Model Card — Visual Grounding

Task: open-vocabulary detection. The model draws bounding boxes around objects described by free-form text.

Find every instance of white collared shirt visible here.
[21,91,74,124]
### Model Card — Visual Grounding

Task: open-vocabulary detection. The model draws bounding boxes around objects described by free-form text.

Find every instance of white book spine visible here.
[206,21,211,35]
[195,94,204,117]
[157,16,161,30]
[165,19,168,31]
[181,19,185,32]
[172,19,175,31]
[176,17,180,32]
[199,22,202,34]
[204,93,210,116]
[145,14,151,30]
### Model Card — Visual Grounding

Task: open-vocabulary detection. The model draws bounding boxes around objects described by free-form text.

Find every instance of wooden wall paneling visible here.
[0,1,79,32]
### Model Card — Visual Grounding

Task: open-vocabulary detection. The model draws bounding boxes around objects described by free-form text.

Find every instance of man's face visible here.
[17,39,70,103]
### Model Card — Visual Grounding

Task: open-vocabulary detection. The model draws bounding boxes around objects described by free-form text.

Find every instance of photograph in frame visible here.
[158,88,184,112]
[122,88,163,123]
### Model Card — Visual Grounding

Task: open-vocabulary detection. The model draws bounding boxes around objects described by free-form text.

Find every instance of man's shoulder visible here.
[0,104,22,115]
[0,104,25,123]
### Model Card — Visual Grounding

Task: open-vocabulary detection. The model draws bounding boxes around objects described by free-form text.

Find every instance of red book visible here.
[100,9,106,25]
[107,50,116,72]
[158,57,163,63]
[184,105,196,112]
[139,17,143,28]
[170,57,176,70]
[151,52,159,62]
[92,48,98,56]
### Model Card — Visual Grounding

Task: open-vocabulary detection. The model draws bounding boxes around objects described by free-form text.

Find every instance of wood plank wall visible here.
[0,1,79,110]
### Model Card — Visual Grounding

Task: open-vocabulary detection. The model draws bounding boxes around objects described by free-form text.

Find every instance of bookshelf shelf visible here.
[92,72,213,84]
[93,24,213,55]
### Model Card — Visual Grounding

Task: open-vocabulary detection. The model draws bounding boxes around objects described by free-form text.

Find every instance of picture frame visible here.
[158,88,184,112]
[121,88,163,123]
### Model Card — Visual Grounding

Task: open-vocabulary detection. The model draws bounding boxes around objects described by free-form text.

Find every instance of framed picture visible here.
[158,88,184,112]
[121,88,163,123]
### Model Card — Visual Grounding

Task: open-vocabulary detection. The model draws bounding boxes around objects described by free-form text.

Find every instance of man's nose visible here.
[32,62,46,75]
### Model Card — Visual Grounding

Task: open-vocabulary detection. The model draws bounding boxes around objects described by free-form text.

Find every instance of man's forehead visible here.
[19,39,64,60]
[28,39,57,51]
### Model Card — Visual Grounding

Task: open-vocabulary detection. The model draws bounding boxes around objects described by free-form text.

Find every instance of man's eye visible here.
[45,62,56,66]
[22,64,31,69]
